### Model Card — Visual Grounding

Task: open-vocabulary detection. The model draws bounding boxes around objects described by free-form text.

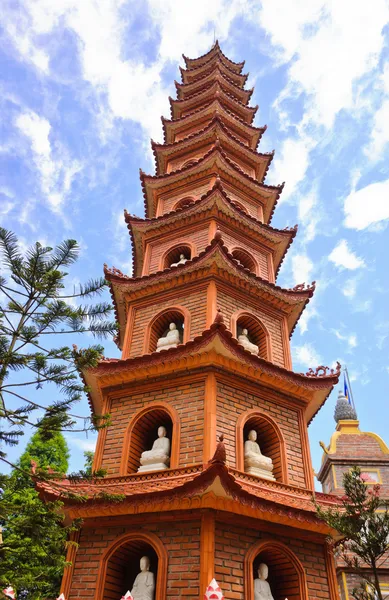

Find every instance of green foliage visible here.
[315,466,389,600]
[0,430,74,599]
[0,228,117,463]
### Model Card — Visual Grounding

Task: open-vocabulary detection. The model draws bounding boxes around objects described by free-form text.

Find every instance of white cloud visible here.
[299,303,318,335]
[15,110,82,213]
[5,0,247,143]
[328,239,365,270]
[257,0,389,204]
[344,178,389,230]
[291,252,313,284]
[269,136,313,201]
[332,329,358,350]
[259,0,389,129]
[342,277,358,299]
[69,437,97,452]
[293,343,322,368]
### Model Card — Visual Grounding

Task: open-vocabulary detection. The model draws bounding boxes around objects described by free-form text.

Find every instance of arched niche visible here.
[144,306,191,355]
[120,402,180,475]
[231,247,258,275]
[96,531,168,600]
[231,200,249,214]
[173,196,195,211]
[244,540,308,600]
[231,311,271,361]
[236,409,288,484]
[161,243,194,270]
[181,158,198,169]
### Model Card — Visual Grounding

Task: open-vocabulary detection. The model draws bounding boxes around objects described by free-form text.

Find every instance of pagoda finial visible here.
[209,433,226,464]
[214,229,222,241]
[334,389,357,423]
[214,308,224,324]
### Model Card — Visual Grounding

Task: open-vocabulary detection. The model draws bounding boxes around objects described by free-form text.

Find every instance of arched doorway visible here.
[120,402,180,474]
[245,540,308,600]
[96,531,167,600]
[231,311,271,360]
[236,409,288,484]
[231,248,258,274]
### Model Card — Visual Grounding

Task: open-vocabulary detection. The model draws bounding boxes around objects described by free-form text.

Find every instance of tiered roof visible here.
[50,42,341,512]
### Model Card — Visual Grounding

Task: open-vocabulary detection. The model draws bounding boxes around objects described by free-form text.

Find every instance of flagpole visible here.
[344,366,356,410]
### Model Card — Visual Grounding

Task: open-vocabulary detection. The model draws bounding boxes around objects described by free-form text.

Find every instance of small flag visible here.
[344,374,351,405]
[3,588,16,600]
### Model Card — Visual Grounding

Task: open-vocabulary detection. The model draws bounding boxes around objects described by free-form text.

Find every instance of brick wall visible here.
[216,288,286,367]
[216,379,306,487]
[129,286,207,358]
[69,517,201,600]
[218,228,270,280]
[147,227,210,273]
[214,521,331,600]
[101,378,205,474]
[160,180,212,215]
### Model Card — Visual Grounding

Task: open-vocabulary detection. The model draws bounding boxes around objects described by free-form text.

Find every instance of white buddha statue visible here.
[170,253,188,267]
[138,426,171,472]
[131,556,155,600]
[238,328,259,355]
[254,563,274,600]
[156,323,180,352]
[244,430,275,480]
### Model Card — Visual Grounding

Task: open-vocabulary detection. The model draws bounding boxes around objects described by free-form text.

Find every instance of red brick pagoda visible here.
[40,42,343,600]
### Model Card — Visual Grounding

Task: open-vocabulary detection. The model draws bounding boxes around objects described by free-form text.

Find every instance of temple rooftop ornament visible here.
[334,389,357,422]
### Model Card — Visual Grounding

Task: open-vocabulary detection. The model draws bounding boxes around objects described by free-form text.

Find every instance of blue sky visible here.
[1,0,389,484]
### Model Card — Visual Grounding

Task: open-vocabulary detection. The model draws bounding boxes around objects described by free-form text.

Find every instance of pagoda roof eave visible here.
[162,99,265,149]
[180,59,248,88]
[151,116,274,180]
[125,182,296,277]
[36,458,338,534]
[169,83,258,124]
[183,41,245,73]
[140,146,283,220]
[174,67,253,103]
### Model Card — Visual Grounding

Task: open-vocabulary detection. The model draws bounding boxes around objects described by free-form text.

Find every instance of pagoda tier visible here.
[169,84,257,123]
[174,68,253,103]
[152,116,273,179]
[182,41,245,73]
[140,147,283,220]
[180,58,248,86]
[162,99,265,147]
[105,234,312,356]
[54,43,341,600]
[125,183,295,278]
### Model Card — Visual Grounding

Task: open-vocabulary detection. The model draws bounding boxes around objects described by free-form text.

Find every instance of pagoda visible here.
[317,391,389,599]
[40,42,343,600]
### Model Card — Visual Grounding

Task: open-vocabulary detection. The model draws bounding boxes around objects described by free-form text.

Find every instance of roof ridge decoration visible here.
[169,80,255,112]
[182,40,245,72]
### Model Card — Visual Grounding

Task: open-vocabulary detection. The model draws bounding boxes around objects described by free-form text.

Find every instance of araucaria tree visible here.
[0,228,117,463]
[316,466,389,600]
[0,429,72,598]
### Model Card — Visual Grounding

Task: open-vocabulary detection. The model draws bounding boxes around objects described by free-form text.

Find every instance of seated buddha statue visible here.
[138,426,171,472]
[238,328,259,355]
[170,253,188,267]
[254,563,274,600]
[244,430,275,480]
[156,323,180,352]
[131,556,155,600]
